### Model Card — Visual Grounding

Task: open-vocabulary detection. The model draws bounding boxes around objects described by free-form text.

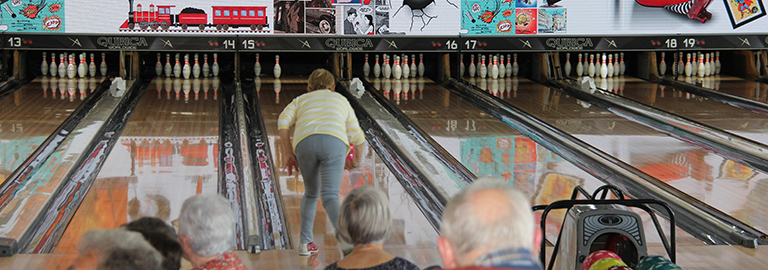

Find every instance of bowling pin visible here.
[67,54,76,79]
[619,52,626,75]
[691,52,698,76]
[202,54,210,77]
[89,53,97,77]
[715,51,721,74]
[383,55,391,79]
[564,53,571,77]
[459,54,465,77]
[402,55,410,79]
[412,54,419,77]
[173,53,181,78]
[164,53,172,77]
[576,53,583,77]
[212,53,220,77]
[363,53,370,77]
[373,54,381,78]
[506,54,513,77]
[677,53,684,75]
[182,54,191,79]
[254,53,262,77]
[607,54,614,78]
[613,53,620,77]
[41,52,48,76]
[512,53,519,77]
[393,55,402,80]
[479,55,488,78]
[155,53,163,76]
[469,54,476,78]
[704,53,711,76]
[684,53,692,77]
[491,55,499,79]
[273,54,282,79]
[697,53,705,77]
[588,54,596,77]
[49,52,57,77]
[499,55,506,78]
[58,53,66,78]
[77,53,86,78]
[100,52,108,77]
[659,52,667,76]
[193,53,201,78]
[600,54,608,78]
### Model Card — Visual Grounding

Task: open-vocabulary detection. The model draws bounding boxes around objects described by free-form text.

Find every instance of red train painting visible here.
[120,0,269,31]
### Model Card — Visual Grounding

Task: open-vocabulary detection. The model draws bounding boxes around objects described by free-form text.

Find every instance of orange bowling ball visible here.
[588,258,627,270]
[581,250,622,270]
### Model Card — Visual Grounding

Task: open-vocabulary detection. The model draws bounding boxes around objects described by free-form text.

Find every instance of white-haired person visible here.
[278,68,366,256]
[177,194,246,270]
[68,228,163,270]
[325,185,419,270]
[433,177,543,270]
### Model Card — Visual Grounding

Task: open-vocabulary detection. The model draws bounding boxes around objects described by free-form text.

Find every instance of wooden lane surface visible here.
[52,78,221,253]
[0,78,91,183]
[3,244,768,269]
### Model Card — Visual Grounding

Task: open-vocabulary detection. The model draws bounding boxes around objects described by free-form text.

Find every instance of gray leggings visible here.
[295,134,347,244]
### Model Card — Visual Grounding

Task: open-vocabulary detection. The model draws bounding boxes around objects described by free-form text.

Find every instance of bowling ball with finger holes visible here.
[635,255,682,270]
[581,250,622,270]
[588,258,627,270]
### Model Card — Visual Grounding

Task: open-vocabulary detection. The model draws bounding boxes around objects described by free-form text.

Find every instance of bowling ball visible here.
[581,250,622,270]
[346,143,355,163]
[605,266,632,270]
[588,258,627,270]
[636,255,681,270]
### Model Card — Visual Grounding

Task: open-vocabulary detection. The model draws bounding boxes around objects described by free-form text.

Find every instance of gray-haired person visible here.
[177,194,246,270]
[433,177,543,270]
[68,229,163,270]
[325,185,419,270]
[122,217,183,270]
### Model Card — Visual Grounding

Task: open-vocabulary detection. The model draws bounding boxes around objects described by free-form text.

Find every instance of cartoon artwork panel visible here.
[723,0,765,28]
[514,8,536,34]
[1,0,65,32]
[341,5,377,35]
[537,7,565,33]
[387,0,461,35]
[461,0,515,35]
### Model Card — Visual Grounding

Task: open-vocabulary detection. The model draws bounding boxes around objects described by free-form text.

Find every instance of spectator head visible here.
[307,68,336,91]
[337,185,392,246]
[438,177,541,268]
[70,229,163,270]
[177,194,235,259]
[122,217,183,270]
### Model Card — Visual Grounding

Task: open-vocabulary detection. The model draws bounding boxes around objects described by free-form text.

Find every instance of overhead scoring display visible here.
[4,0,764,35]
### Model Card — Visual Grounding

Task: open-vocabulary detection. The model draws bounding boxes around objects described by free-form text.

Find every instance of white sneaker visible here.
[298,242,318,256]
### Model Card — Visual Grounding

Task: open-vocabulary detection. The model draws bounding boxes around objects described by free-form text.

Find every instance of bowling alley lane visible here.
[53,77,221,253]
[462,75,768,243]
[363,77,702,246]
[690,74,768,104]
[616,75,768,144]
[0,77,96,183]
[255,77,441,266]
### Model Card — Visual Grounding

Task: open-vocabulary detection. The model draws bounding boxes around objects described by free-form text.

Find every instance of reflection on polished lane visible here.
[0,78,93,183]
[366,77,702,246]
[463,75,768,243]
[53,78,221,253]
[256,77,441,268]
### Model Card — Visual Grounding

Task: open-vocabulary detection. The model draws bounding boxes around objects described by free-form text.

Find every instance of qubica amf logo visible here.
[325,38,374,51]
[545,38,594,50]
[97,36,148,49]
